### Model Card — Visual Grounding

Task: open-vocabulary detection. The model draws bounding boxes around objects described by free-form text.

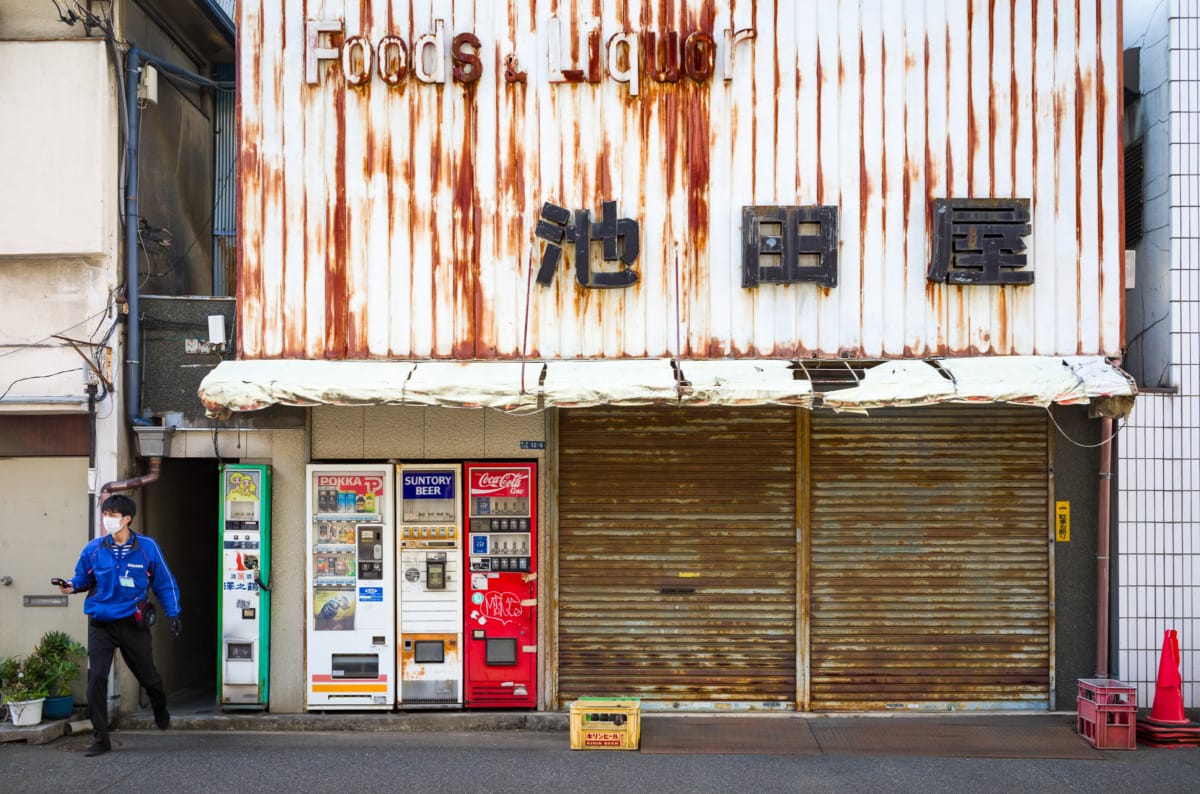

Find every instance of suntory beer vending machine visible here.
[396,463,463,708]
[463,462,537,708]
[218,464,270,709]
[305,465,394,709]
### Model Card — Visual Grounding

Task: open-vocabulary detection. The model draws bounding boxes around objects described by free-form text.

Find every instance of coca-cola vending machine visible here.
[463,462,537,708]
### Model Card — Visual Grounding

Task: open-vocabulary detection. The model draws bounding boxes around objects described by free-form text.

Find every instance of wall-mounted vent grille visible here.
[1125,137,1145,247]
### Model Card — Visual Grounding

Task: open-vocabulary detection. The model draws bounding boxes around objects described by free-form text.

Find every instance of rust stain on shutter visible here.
[557,406,797,707]
[806,406,1050,711]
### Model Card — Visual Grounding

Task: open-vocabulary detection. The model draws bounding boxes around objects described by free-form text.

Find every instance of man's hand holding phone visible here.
[51,577,74,594]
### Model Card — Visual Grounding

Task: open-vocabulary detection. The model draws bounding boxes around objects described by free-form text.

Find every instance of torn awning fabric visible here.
[197,356,1136,420]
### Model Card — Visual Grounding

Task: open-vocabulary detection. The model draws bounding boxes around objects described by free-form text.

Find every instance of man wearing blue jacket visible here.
[57,494,182,757]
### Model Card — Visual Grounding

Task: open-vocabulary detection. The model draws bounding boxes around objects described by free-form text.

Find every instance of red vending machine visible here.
[463,462,537,708]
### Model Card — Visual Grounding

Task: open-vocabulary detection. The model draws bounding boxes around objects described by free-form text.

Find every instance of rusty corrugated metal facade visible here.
[557,406,798,707]
[238,0,1121,361]
[806,407,1051,710]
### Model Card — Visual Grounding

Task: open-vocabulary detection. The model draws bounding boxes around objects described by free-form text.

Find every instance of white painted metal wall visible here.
[238,0,1122,361]
[1119,0,1200,709]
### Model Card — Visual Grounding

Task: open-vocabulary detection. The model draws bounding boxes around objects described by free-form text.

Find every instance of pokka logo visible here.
[317,474,385,491]
[472,471,529,496]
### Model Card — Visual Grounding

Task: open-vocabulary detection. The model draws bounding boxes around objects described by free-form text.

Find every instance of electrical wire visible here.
[0,307,114,358]
[1044,406,1125,448]
[0,369,82,401]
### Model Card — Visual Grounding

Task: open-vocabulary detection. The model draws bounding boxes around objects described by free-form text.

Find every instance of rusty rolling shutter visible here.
[807,407,1050,710]
[557,406,797,707]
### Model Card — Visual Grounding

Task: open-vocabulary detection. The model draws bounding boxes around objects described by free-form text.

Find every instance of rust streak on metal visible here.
[1097,0,1108,316]
[966,1,977,196]
[1053,9,1061,216]
[1009,0,1019,193]
[325,85,349,358]
[859,34,869,324]
[944,27,954,192]
[816,45,824,203]
[454,85,480,360]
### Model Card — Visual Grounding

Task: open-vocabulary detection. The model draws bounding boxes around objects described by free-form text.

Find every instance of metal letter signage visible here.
[535,200,640,289]
[927,198,1034,285]
[741,206,839,288]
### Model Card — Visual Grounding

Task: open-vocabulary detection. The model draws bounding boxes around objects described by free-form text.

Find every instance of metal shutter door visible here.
[807,407,1051,710]
[557,406,797,707]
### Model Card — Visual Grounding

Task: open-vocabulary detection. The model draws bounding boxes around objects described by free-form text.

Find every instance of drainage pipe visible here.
[100,456,163,503]
[123,48,146,425]
[1096,415,1114,678]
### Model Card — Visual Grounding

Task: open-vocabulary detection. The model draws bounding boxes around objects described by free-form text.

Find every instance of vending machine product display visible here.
[218,464,270,709]
[306,465,394,709]
[463,462,537,708]
[396,464,463,708]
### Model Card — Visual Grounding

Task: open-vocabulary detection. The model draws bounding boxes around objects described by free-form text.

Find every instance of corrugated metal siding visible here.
[214,63,236,296]
[557,406,797,706]
[806,407,1050,710]
[238,1,1121,361]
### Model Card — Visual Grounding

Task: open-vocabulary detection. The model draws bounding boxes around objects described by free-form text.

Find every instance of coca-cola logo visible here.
[473,471,529,496]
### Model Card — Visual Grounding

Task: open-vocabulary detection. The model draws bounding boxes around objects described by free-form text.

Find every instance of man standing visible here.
[58,494,182,757]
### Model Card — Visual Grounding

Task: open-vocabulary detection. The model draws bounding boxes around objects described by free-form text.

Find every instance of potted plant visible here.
[30,631,86,720]
[0,654,49,727]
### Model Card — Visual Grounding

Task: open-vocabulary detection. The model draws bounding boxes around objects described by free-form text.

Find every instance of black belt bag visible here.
[134,599,157,629]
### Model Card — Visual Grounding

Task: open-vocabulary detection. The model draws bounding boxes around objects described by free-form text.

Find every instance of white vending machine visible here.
[305,465,395,709]
[396,463,463,708]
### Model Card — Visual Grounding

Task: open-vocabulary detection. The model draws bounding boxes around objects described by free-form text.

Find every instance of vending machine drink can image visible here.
[396,463,464,708]
[305,465,395,709]
[463,462,537,709]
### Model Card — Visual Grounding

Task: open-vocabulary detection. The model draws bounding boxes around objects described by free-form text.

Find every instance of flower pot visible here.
[6,697,45,727]
[42,694,74,720]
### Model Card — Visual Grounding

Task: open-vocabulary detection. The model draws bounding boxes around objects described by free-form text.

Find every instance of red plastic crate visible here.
[1077,679,1137,750]
[1078,678,1137,709]
[1077,704,1136,750]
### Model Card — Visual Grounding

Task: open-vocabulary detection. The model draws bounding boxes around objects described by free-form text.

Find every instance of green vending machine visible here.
[218,464,271,709]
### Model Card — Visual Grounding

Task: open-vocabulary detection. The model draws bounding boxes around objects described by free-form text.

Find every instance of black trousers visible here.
[87,615,166,744]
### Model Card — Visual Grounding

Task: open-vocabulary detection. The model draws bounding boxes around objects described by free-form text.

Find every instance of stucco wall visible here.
[0,458,90,686]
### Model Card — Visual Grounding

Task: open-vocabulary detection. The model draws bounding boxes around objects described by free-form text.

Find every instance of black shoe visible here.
[154,705,170,730]
[85,741,111,757]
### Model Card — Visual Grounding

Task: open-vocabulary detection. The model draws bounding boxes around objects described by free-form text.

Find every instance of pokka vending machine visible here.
[396,463,463,708]
[305,465,394,709]
[463,462,537,708]
[218,464,270,709]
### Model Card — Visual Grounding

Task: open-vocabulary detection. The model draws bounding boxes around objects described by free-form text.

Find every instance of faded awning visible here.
[198,356,1135,420]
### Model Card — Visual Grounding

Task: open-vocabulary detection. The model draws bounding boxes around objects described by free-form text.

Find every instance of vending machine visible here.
[396,463,463,708]
[305,465,394,709]
[218,464,270,709]
[463,462,537,708]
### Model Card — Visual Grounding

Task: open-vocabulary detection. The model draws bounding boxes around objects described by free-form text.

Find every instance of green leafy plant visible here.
[0,655,50,703]
[30,631,86,697]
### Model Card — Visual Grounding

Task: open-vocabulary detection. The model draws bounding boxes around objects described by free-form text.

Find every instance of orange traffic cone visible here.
[1147,629,1189,725]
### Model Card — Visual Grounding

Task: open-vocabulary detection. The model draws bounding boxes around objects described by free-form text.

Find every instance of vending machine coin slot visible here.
[357,524,384,580]
[426,554,447,590]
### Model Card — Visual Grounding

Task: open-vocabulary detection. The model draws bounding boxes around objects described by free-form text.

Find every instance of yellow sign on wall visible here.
[1055,501,1070,542]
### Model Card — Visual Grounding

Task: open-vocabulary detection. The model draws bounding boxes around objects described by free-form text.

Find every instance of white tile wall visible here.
[1119,4,1200,709]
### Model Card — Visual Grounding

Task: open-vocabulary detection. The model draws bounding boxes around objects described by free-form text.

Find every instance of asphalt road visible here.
[3,729,1200,793]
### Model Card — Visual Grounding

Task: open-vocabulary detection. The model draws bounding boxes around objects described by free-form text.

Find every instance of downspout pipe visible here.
[100,456,163,503]
[124,48,148,426]
[1096,415,1114,679]
[122,48,235,426]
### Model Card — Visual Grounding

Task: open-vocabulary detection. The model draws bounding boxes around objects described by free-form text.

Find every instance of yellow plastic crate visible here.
[569,698,641,750]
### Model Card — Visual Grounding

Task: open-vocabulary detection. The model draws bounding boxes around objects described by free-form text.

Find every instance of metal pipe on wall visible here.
[1096,416,1114,678]
[100,457,163,503]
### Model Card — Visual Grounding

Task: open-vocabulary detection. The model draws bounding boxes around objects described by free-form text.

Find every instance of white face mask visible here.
[102,516,124,535]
